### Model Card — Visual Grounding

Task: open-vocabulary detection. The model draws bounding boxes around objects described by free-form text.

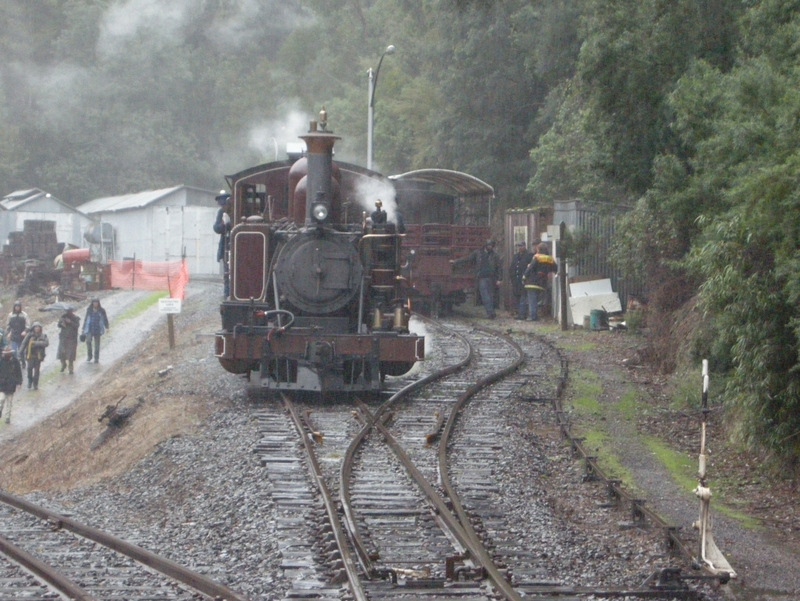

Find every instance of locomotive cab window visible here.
[240,184,267,219]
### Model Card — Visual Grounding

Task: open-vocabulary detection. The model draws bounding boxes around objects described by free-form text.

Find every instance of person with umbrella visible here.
[57,305,80,374]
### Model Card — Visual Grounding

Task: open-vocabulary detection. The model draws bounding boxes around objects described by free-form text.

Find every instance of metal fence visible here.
[553,200,645,310]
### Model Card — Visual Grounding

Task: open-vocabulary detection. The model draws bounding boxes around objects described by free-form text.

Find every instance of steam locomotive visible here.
[214,111,424,395]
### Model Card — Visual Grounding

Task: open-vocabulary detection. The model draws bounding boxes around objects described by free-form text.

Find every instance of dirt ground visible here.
[0,284,224,491]
[1,289,797,598]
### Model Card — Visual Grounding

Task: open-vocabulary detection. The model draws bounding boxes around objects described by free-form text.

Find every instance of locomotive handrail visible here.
[358,233,402,273]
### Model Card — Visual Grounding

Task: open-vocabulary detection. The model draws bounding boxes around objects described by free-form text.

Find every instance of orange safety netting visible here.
[108,259,189,300]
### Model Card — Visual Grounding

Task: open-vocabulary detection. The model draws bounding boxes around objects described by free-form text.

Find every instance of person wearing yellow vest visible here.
[522,243,558,321]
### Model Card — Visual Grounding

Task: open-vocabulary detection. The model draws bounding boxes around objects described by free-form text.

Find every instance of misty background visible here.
[2,0,800,465]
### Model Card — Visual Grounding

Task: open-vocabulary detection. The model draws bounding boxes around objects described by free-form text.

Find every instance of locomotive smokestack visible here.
[300,109,340,227]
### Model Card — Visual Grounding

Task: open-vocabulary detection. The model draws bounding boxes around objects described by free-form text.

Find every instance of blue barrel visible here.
[590,309,608,331]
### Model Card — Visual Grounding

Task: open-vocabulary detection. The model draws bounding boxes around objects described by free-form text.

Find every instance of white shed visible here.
[0,188,91,248]
[76,185,220,275]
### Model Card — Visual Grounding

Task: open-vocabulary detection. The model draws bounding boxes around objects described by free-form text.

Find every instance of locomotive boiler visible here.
[215,112,424,395]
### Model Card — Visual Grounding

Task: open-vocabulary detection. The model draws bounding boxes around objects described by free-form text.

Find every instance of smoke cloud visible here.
[248,110,310,161]
[354,178,399,223]
[98,0,194,57]
[98,0,310,57]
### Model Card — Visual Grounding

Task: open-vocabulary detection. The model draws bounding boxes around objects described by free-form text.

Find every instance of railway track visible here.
[0,316,723,600]
[0,489,249,601]
[255,316,706,601]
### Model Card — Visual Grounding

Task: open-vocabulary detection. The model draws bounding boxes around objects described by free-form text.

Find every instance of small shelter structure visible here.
[77,186,220,275]
[0,189,90,248]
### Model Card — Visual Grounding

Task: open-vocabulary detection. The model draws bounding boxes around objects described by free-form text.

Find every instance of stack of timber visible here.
[3,220,59,261]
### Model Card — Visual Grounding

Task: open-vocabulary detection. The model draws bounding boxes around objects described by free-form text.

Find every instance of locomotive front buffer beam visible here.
[215,328,423,393]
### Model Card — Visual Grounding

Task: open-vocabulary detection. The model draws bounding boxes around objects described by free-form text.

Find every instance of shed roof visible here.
[78,186,183,214]
[0,188,76,212]
[389,169,494,197]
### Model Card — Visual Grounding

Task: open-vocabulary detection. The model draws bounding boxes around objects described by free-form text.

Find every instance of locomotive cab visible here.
[215,112,424,394]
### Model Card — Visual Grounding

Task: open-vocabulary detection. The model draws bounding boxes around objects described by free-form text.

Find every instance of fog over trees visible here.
[1,0,799,464]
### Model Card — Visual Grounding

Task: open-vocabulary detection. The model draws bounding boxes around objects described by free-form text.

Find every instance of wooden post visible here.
[560,221,568,331]
[167,314,175,349]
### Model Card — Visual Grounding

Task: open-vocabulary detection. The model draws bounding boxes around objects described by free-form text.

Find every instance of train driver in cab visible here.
[371,199,388,227]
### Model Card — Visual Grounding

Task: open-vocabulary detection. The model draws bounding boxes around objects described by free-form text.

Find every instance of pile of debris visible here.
[4,220,60,260]
[1,220,63,296]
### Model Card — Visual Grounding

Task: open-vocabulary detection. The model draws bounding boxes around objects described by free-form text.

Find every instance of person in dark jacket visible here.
[6,301,29,367]
[371,199,387,227]
[523,243,558,321]
[451,239,503,319]
[20,322,48,390]
[213,191,232,298]
[57,307,81,374]
[83,298,109,363]
[0,347,23,424]
[510,241,534,320]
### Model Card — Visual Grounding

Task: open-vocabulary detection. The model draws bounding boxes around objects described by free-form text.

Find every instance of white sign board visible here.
[158,298,182,314]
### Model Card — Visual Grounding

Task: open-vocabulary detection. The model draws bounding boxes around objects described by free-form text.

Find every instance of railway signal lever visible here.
[693,360,736,579]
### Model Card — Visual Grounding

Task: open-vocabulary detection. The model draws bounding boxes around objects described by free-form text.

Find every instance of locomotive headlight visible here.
[312,203,329,222]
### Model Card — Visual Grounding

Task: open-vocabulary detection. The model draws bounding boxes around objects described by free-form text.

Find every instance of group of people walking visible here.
[0,298,109,425]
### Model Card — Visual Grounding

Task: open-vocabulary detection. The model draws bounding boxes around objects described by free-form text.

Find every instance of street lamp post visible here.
[367,44,395,170]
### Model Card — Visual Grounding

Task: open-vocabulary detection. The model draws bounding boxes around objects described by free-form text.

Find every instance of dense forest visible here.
[1,0,799,466]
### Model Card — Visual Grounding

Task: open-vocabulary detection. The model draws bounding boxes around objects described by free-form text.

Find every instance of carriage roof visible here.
[389,169,494,198]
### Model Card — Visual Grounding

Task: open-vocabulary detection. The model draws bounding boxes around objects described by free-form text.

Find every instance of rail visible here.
[0,489,251,601]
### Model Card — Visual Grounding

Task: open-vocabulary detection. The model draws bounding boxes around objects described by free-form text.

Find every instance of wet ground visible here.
[0,287,194,441]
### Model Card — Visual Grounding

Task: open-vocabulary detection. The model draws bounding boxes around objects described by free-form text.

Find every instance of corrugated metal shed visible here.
[77,185,220,275]
[1,188,79,213]
[78,186,181,213]
[0,188,90,248]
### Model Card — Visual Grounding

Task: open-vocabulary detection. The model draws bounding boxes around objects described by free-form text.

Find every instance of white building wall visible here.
[92,206,218,275]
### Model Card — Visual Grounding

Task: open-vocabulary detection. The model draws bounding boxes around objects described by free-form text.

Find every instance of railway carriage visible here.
[215,113,423,395]
[390,170,494,315]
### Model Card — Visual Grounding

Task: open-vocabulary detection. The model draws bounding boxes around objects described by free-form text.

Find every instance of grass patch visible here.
[644,435,761,529]
[578,429,636,488]
[615,389,638,421]
[115,291,168,322]
[568,369,602,415]
[532,323,561,335]
[644,436,697,492]
[713,503,761,528]
[560,340,598,352]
